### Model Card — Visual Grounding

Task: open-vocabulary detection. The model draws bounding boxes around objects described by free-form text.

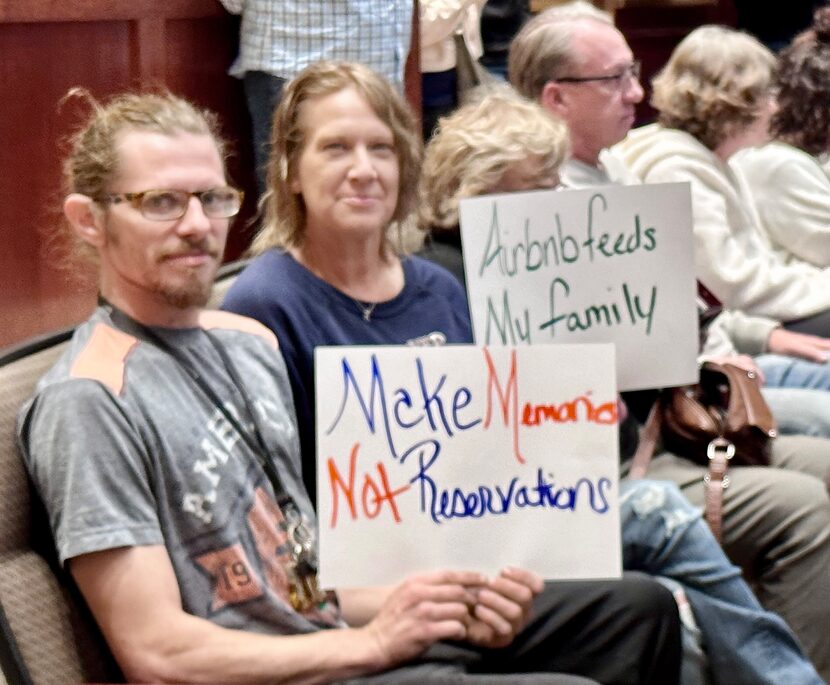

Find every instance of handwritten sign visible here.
[315,344,621,587]
[459,183,699,390]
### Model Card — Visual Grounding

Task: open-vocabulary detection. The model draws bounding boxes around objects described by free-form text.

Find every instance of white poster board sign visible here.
[459,182,699,390]
[315,344,621,588]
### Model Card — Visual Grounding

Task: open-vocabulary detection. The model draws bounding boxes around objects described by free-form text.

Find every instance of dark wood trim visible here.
[0,0,227,23]
[130,17,168,83]
[405,0,421,118]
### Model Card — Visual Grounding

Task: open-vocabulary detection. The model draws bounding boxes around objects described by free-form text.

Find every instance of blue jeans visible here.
[620,480,822,685]
[757,353,830,390]
[756,353,830,437]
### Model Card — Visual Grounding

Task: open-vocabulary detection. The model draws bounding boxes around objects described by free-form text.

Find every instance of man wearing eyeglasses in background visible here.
[508,0,642,189]
[508,3,830,681]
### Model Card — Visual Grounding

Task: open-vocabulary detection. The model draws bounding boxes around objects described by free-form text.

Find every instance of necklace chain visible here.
[353,298,377,321]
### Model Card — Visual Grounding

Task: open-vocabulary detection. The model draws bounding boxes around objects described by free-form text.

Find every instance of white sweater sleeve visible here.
[419,0,482,49]
[643,157,830,321]
[733,146,830,268]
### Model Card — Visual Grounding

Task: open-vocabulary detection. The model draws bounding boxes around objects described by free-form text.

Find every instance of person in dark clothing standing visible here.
[480,0,530,77]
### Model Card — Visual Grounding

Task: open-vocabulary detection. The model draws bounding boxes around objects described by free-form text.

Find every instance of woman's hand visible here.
[359,565,542,668]
[464,567,543,649]
[767,328,830,363]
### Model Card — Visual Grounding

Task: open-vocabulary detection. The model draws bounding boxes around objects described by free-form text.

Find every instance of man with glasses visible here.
[508,4,830,680]
[17,90,684,684]
[508,1,642,188]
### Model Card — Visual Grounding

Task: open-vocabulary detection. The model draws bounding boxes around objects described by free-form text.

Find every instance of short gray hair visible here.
[508,1,614,100]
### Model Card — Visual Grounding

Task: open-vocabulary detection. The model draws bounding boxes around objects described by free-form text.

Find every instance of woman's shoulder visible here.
[615,124,714,182]
[404,254,466,293]
[222,250,304,315]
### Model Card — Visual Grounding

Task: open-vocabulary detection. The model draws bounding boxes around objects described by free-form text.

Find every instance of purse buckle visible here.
[704,437,734,489]
[706,436,735,461]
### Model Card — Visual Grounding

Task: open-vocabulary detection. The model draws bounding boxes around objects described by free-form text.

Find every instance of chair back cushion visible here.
[0,333,123,684]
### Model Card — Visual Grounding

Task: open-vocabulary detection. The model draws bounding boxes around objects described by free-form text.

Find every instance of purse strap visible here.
[703,438,733,542]
[628,388,730,542]
[629,401,661,479]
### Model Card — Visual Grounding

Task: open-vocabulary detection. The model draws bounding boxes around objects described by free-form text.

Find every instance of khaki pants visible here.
[628,435,830,681]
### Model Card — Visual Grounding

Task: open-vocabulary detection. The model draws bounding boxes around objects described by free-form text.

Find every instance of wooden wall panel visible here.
[0,20,135,347]
[0,2,254,349]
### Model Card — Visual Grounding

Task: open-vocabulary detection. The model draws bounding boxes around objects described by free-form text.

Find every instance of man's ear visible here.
[63,194,106,247]
[540,80,569,119]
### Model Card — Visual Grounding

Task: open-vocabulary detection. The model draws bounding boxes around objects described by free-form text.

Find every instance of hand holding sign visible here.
[360,570,484,666]
[316,344,621,587]
[464,567,543,649]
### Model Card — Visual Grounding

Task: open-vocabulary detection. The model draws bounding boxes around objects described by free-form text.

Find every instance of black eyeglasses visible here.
[555,60,641,90]
[100,186,244,221]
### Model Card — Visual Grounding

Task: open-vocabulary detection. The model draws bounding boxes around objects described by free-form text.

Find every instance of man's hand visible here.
[768,327,830,363]
[361,570,483,668]
[705,354,765,384]
[464,567,543,649]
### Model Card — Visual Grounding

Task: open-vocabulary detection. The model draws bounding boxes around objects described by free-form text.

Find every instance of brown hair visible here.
[651,26,775,150]
[771,6,830,155]
[251,61,422,255]
[60,89,227,268]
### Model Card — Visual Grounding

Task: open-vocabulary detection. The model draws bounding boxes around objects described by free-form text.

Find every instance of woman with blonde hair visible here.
[616,25,830,337]
[418,88,568,285]
[225,61,470,499]
[732,5,830,268]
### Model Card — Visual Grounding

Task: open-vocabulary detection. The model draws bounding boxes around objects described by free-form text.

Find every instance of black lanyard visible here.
[101,300,295,511]
[100,301,327,611]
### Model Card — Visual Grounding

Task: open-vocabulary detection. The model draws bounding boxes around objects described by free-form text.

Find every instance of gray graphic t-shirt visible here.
[18,307,341,636]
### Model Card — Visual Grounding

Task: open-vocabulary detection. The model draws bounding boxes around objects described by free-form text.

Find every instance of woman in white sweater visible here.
[615,25,830,337]
[731,6,830,269]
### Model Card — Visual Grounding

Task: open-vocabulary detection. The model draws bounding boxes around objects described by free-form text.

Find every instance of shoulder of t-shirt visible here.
[66,321,140,396]
[198,310,279,351]
[64,313,277,397]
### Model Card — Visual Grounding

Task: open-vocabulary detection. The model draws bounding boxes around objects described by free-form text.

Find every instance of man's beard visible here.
[158,278,212,309]
[153,238,222,310]
[151,259,219,310]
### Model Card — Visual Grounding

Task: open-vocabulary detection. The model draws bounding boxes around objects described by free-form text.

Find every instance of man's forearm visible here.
[70,546,389,685]
[121,614,386,685]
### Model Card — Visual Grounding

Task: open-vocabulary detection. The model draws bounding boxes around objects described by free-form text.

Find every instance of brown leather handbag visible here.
[629,362,778,541]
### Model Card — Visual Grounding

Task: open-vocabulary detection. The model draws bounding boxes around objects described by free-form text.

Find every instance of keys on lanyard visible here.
[283,505,327,612]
